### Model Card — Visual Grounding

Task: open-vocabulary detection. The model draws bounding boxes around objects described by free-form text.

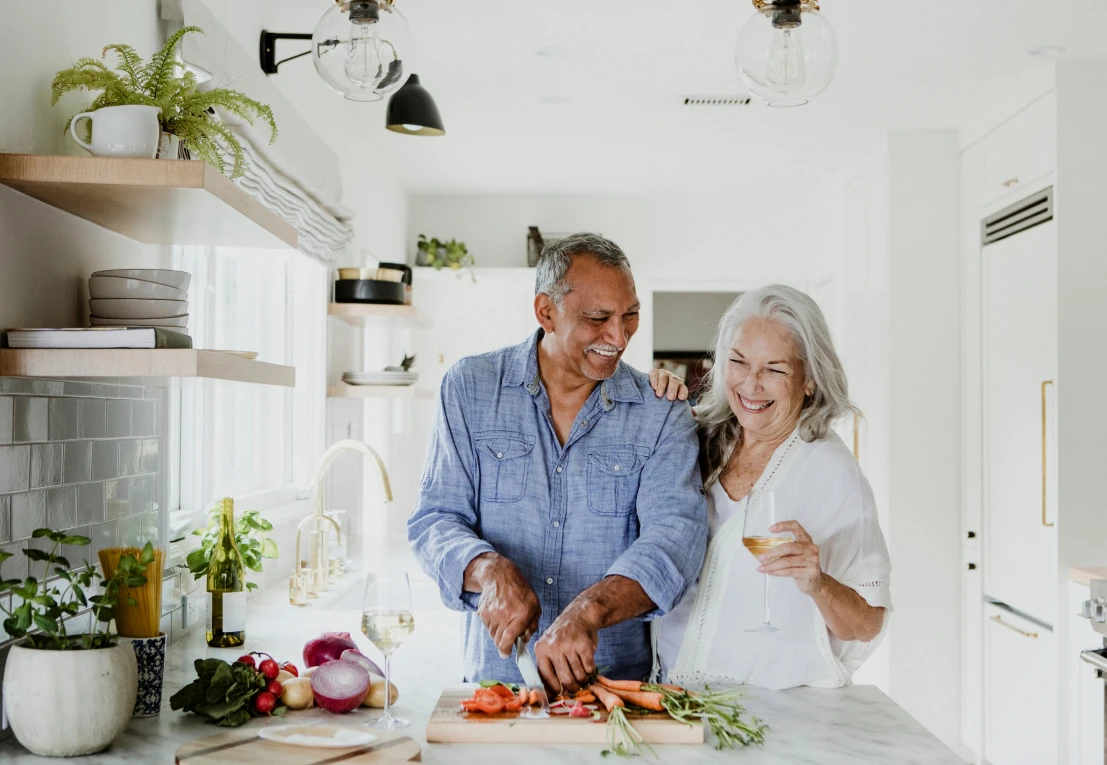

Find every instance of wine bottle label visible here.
[206,591,247,633]
[221,591,246,632]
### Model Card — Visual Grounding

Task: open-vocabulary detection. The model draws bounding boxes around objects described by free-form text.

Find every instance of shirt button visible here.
[556,466,563,473]
[496,452,504,459]
[546,577,554,585]
[552,521,560,528]
[613,465,620,472]
[582,420,588,427]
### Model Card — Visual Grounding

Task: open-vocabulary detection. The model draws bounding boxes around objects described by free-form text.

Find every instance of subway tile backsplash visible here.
[0,379,182,743]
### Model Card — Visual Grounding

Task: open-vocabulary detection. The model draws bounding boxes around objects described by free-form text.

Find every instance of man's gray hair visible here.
[696,284,859,488]
[535,233,633,307]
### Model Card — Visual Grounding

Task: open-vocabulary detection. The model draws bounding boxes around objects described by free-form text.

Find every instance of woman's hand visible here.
[757,521,826,597]
[648,368,689,401]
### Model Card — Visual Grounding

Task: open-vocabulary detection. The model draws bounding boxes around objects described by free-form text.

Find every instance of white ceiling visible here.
[244,0,1107,195]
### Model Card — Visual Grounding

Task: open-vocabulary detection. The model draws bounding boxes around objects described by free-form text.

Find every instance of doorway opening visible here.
[652,291,740,404]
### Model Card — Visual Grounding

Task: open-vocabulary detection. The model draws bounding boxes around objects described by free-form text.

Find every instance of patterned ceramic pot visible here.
[3,642,137,757]
[124,633,167,717]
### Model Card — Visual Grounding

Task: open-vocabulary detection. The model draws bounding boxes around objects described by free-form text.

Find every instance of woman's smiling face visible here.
[725,317,813,441]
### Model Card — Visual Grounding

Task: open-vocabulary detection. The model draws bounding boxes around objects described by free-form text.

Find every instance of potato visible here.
[362,679,398,708]
[276,670,295,684]
[280,677,314,710]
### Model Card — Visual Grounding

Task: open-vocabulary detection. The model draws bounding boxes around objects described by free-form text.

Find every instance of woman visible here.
[650,285,890,690]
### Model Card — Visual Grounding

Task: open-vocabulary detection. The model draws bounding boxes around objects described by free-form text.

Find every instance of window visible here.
[171,246,327,523]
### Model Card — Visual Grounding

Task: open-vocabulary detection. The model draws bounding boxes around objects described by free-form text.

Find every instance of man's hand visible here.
[464,552,541,658]
[534,600,599,694]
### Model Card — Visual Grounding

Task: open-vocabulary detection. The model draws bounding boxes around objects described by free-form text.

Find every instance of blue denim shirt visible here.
[408,330,708,683]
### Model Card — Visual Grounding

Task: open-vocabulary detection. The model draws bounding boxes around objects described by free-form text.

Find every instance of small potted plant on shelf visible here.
[0,532,155,757]
[186,504,279,592]
[416,234,476,280]
[51,26,277,178]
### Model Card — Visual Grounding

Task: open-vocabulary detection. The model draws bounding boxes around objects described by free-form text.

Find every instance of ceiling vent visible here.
[682,96,752,107]
[982,187,1053,246]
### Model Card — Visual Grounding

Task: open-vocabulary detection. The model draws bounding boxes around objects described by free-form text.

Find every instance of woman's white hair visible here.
[696,284,858,488]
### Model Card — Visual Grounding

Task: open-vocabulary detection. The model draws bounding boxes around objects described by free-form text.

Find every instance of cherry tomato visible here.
[253,691,277,715]
[460,699,481,713]
[237,655,256,668]
[266,680,283,696]
[258,658,280,680]
[488,684,515,699]
[279,661,298,677]
[503,694,525,712]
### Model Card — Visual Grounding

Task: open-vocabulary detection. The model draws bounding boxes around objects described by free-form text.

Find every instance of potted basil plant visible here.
[0,531,154,757]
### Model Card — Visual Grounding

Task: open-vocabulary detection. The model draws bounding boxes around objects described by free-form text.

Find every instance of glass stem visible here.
[763,573,771,626]
[382,653,393,724]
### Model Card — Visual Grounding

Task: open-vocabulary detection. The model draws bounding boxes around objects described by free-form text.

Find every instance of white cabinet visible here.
[981,92,1057,209]
[962,545,984,758]
[984,603,1058,765]
[982,220,1058,626]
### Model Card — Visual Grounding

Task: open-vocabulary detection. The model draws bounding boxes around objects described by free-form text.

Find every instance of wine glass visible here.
[742,490,793,633]
[361,571,414,729]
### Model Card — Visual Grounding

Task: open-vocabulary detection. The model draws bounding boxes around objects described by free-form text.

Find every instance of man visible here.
[407,233,707,691]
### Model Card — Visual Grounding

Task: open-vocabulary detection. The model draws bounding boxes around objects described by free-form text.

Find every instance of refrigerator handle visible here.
[991,613,1039,639]
[1041,380,1055,528]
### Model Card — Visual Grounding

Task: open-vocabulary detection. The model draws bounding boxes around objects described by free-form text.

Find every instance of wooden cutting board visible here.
[175,727,421,764]
[425,687,704,745]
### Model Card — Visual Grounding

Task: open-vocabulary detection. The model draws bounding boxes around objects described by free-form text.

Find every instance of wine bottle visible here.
[206,498,247,648]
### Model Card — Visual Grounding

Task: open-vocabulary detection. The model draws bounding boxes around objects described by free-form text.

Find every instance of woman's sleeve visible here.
[817,456,893,680]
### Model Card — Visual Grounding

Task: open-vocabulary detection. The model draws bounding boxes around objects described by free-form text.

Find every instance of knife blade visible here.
[514,636,550,718]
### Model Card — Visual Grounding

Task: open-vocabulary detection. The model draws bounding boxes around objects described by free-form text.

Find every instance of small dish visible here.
[256,725,377,749]
[90,315,189,328]
[91,269,191,291]
[89,276,188,301]
[90,298,188,320]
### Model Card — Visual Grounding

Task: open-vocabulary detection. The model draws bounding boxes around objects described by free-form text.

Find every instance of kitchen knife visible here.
[515,636,550,718]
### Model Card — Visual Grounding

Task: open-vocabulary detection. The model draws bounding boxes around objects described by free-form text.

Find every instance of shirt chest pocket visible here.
[475,431,535,504]
[587,446,650,517]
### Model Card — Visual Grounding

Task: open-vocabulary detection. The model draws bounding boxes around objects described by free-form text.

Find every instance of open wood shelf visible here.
[0,154,297,249]
[0,349,295,387]
[328,303,429,327]
[328,384,433,400]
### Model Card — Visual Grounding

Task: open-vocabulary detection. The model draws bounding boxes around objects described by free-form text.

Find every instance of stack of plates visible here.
[342,371,419,387]
[89,269,190,332]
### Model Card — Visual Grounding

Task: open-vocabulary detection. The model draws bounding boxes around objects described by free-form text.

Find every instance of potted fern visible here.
[51,26,276,178]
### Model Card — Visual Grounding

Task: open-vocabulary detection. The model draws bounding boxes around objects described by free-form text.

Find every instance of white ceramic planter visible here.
[3,643,138,757]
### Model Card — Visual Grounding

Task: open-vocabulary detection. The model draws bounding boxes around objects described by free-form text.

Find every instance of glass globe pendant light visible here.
[735,0,838,108]
[312,0,416,102]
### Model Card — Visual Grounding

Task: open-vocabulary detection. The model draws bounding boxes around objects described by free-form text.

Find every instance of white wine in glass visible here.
[742,490,792,633]
[362,571,413,729]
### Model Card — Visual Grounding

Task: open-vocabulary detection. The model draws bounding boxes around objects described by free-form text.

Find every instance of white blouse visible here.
[655,427,892,690]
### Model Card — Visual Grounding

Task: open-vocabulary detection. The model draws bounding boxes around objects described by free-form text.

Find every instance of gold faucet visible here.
[289,440,393,606]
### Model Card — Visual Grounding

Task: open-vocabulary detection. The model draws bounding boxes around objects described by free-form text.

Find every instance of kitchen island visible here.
[0,597,965,765]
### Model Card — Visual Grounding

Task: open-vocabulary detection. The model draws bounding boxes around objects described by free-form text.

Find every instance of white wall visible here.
[1054,61,1107,765]
[0,2,175,330]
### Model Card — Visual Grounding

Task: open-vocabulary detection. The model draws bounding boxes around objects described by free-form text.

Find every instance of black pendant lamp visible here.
[386,74,445,136]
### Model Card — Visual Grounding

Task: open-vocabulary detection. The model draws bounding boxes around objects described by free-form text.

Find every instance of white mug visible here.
[69,105,162,158]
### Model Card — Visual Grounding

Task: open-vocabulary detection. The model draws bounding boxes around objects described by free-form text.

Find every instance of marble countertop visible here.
[0,577,965,764]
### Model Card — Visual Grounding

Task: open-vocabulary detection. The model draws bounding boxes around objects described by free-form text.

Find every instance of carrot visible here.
[596,675,646,693]
[600,687,665,712]
[573,691,596,704]
[655,683,685,693]
[529,689,539,706]
[590,684,624,712]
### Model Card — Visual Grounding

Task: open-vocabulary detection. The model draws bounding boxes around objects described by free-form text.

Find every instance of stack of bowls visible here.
[88,269,191,332]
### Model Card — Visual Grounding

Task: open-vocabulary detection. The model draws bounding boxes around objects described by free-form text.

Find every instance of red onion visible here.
[303,631,359,668]
[310,660,370,714]
[340,649,383,678]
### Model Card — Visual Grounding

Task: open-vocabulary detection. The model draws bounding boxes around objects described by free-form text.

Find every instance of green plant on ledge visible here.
[417,234,476,280]
[187,505,278,592]
[51,26,277,178]
[0,532,154,650]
